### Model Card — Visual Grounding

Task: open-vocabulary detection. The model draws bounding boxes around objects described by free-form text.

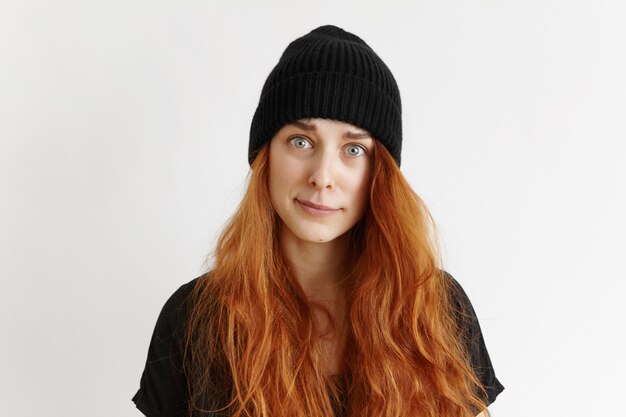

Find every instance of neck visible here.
[279,226,351,301]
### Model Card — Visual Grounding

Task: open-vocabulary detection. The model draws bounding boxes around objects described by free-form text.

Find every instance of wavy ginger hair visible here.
[184,139,489,417]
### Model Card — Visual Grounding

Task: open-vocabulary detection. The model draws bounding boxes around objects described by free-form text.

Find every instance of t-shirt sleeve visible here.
[444,271,505,407]
[132,279,198,417]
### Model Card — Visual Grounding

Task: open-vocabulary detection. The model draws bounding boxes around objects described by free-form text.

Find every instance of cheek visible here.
[268,167,284,206]
[271,155,303,185]
[360,166,372,188]
[269,157,298,205]
[348,168,371,203]
[355,183,369,210]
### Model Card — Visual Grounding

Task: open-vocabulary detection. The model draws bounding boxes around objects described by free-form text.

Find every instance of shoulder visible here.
[441,270,475,315]
[152,275,205,344]
[132,275,207,417]
[439,269,484,339]
[161,276,201,315]
[440,270,506,406]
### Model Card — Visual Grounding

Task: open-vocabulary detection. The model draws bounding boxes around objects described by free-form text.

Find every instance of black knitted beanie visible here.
[248,25,403,166]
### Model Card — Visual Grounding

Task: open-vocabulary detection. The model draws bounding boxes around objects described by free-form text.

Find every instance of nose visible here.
[308,150,336,190]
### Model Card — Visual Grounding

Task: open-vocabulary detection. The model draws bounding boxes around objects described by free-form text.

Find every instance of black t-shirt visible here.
[132,272,504,417]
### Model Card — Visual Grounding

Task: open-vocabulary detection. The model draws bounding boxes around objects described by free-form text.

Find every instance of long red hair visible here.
[184,141,488,417]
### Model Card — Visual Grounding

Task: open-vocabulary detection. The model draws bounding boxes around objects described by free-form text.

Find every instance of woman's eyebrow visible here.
[292,120,372,140]
[344,131,372,140]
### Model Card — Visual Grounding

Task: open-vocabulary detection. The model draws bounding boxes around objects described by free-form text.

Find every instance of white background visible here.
[2,1,625,416]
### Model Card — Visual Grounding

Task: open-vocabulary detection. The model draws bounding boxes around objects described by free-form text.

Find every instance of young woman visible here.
[132,25,504,417]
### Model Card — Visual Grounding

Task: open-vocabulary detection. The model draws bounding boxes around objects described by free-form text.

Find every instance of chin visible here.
[290,222,352,244]
[294,229,337,243]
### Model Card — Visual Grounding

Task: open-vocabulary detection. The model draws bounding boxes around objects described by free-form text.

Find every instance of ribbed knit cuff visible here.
[249,71,402,166]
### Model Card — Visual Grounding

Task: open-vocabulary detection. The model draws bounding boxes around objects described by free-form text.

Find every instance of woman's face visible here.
[268,118,373,244]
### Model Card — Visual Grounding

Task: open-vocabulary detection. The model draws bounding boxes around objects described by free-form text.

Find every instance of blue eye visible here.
[290,136,312,149]
[344,144,366,157]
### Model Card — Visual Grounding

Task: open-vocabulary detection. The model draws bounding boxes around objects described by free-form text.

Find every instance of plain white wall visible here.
[2,1,625,416]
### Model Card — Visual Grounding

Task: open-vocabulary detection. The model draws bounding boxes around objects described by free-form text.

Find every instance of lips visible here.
[297,200,337,210]
[296,199,340,217]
